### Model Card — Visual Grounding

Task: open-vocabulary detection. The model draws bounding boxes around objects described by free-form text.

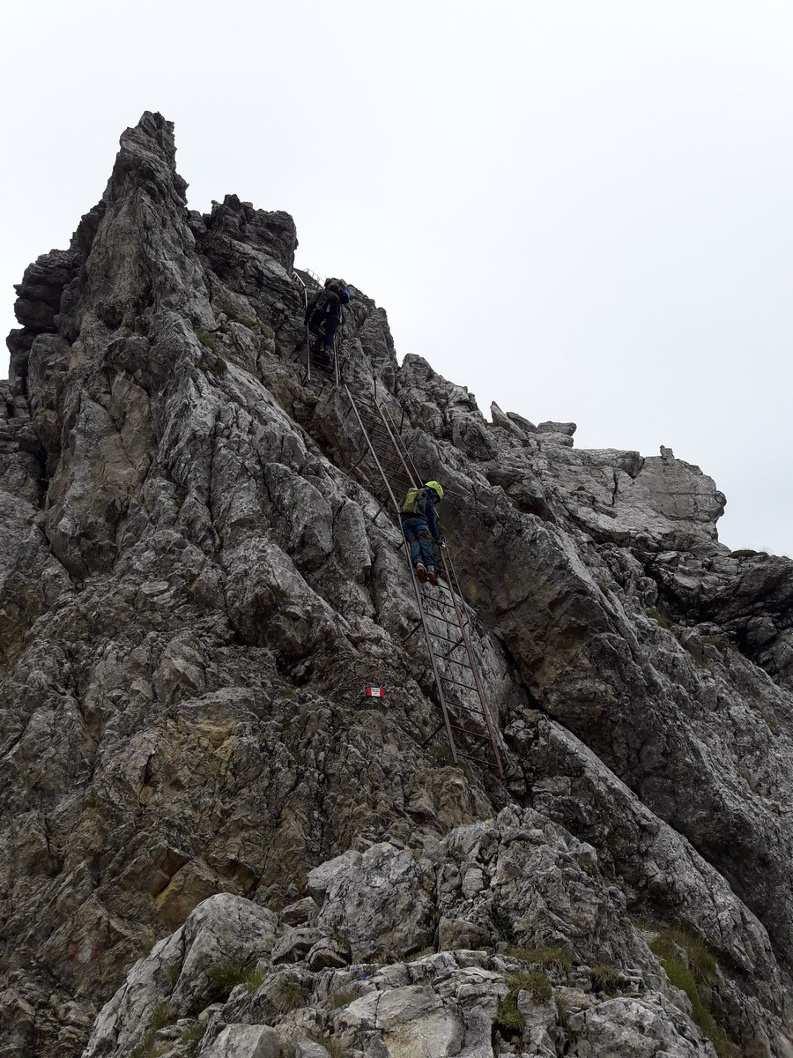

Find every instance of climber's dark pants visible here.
[308,309,340,353]
[402,517,436,570]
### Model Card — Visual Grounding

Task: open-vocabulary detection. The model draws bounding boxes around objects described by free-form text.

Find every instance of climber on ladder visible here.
[401,480,445,585]
[305,278,351,366]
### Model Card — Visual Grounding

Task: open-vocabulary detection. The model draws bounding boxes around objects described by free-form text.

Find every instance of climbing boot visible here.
[415,563,428,583]
[427,568,438,586]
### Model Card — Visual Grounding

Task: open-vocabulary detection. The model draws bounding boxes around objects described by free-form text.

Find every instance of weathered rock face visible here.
[1,112,792,1058]
[80,811,749,1058]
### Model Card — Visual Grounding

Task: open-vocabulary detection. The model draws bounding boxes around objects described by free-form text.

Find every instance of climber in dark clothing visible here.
[401,481,444,585]
[306,277,351,363]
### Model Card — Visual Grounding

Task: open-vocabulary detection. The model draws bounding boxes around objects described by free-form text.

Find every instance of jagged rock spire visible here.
[2,115,793,1058]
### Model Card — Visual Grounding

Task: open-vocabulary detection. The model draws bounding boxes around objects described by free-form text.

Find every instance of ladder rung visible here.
[422,609,458,622]
[439,674,479,693]
[433,582,474,612]
[361,450,400,468]
[421,720,447,747]
[438,648,472,666]
[425,610,461,626]
[425,615,465,633]
[427,616,471,636]
[401,620,423,644]
[457,751,496,767]
[433,581,457,596]
[439,660,474,676]
[371,465,406,481]
[342,386,505,782]
[447,719,487,734]
[426,628,465,647]
[421,590,458,605]
[447,722,489,740]
[421,595,462,613]
[434,645,473,667]
[450,705,488,721]
[421,584,464,602]
[425,597,466,618]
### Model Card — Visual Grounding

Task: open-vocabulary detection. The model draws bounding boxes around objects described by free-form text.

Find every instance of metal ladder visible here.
[342,382,505,779]
[293,270,341,388]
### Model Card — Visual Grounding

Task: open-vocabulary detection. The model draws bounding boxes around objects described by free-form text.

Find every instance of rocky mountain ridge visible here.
[1,112,792,1058]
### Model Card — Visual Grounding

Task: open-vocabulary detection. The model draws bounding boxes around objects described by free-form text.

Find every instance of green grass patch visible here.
[555,993,573,1029]
[195,328,228,375]
[494,991,524,1035]
[494,968,552,1038]
[650,927,716,982]
[129,1043,168,1058]
[206,960,251,996]
[245,967,266,992]
[195,327,221,352]
[274,976,307,1013]
[650,928,737,1058]
[646,606,673,630]
[227,308,261,330]
[590,963,623,995]
[490,905,516,943]
[505,945,572,972]
[180,1022,205,1046]
[509,970,552,1003]
[658,957,736,1057]
[150,1003,173,1031]
[129,1002,175,1058]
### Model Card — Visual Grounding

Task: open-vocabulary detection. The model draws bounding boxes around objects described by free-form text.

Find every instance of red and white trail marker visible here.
[364,686,385,698]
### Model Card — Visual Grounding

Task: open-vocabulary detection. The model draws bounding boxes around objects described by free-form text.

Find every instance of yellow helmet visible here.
[425,480,444,500]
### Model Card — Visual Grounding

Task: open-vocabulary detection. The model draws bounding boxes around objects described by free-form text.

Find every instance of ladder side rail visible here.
[439,548,504,778]
[343,384,461,766]
[373,401,421,490]
[442,549,481,629]
[374,396,503,777]
[443,547,470,608]
[376,401,478,622]
[293,271,311,384]
[352,385,505,779]
[378,400,425,487]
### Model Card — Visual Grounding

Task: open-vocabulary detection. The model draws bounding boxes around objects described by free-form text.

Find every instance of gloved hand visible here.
[439,537,448,549]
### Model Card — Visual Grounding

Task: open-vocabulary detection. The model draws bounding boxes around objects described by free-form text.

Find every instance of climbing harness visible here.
[342,382,505,779]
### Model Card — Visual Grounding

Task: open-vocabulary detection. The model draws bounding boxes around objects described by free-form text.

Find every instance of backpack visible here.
[325,277,351,304]
[401,487,423,515]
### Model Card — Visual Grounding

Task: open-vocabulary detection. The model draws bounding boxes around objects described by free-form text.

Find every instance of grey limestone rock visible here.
[81,808,757,1058]
[202,1025,281,1058]
[1,112,793,1058]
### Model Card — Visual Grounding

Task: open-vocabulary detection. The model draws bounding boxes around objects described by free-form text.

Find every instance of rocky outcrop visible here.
[1,113,793,1058]
[81,810,769,1058]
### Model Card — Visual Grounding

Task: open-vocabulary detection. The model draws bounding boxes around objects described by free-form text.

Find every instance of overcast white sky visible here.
[1,0,791,555]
